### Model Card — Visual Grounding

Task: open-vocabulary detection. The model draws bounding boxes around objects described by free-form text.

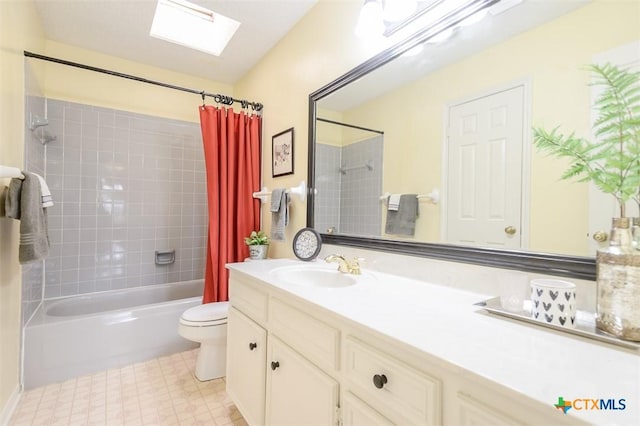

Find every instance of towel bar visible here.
[252,180,307,204]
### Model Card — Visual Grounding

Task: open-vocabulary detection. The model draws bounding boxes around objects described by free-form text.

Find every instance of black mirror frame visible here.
[306,0,596,281]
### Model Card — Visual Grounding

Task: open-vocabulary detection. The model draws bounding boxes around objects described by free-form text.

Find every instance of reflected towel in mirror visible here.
[385,194,419,236]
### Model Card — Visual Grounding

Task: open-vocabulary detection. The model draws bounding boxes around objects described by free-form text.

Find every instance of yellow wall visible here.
[237,0,639,257]
[41,41,233,123]
[234,0,380,258]
[340,1,640,255]
[0,0,45,417]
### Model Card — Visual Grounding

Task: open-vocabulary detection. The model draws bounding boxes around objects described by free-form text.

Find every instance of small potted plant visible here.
[244,230,270,260]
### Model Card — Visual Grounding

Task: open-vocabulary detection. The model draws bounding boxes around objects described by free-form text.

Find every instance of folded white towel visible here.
[387,194,401,211]
[32,173,53,208]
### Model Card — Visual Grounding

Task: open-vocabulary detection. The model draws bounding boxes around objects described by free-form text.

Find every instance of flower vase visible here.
[596,217,640,341]
[248,244,268,260]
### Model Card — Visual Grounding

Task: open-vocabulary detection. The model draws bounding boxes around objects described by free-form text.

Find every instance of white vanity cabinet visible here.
[227,274,341,426]
[226,307,267,426]
[266,335,339,425]
[227,268,584,426]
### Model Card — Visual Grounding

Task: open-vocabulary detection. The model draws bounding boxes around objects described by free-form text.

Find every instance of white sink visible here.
[270,265,358,288]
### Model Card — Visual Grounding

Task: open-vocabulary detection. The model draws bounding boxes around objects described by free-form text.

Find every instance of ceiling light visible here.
[150,0,240,56]
[355,0,385,39]
[383,0,418,22]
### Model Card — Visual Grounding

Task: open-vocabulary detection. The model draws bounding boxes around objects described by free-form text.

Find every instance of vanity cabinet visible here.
[227,275,341,426]
[227,269,580,426]
[266,335,339,425]
[226,307,267,426]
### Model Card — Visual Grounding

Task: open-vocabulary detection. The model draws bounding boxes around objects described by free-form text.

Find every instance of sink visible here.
[270,265,357,288]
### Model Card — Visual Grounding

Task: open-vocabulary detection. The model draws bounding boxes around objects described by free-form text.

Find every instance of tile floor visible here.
[9,349,247,426]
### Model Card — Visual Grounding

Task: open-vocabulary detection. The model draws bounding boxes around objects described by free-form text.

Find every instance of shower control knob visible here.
[270,361,280,371]
[248,342,257,351]
[372,374,388,389]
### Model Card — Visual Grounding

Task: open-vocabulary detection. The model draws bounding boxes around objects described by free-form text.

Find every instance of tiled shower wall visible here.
[315,135,383,236]
[314,143,341,233]
[339,135,383,236]
[35,98,206,299]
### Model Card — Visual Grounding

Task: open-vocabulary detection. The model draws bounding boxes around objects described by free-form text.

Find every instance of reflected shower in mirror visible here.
[310,0,640,262]
[315,118,384,237]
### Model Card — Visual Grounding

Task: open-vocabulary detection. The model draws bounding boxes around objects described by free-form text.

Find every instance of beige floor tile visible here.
[10,349,245,426]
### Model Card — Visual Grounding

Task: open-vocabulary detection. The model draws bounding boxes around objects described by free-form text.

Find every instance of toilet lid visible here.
[182,301,229,322]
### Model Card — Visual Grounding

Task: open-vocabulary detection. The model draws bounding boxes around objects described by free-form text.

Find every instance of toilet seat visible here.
[180,302,229,327]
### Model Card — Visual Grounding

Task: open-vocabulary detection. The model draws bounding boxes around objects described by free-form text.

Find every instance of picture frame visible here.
[272,127,294,177]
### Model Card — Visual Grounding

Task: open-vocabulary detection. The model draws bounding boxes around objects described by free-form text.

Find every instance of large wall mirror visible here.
[307,0,640,280]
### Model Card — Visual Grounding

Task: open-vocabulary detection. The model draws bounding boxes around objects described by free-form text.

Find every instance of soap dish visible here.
[475,297,640,351]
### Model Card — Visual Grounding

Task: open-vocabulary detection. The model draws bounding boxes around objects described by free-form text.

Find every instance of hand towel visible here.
[6,173,50,263]
[4,177,23,219]
[270,188,289,242]
[385,194,419,236]
[387,193,401,211]
[32,172,53,207]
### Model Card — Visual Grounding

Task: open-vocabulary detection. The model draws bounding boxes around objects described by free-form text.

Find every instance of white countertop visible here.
[227,258,640,425]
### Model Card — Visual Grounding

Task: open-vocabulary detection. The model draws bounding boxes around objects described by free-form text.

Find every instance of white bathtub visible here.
[23,280,204,390]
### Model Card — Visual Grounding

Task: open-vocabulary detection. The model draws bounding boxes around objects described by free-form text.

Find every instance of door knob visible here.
[593,231,608,242]
[248,342,257,351]
[504,226,517,235]
[270,361,280,371]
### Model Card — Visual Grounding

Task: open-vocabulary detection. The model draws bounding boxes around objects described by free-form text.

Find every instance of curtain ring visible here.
[200,91,206,107]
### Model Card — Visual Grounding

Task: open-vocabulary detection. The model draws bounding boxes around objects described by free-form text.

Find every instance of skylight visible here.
[150,0,240,56]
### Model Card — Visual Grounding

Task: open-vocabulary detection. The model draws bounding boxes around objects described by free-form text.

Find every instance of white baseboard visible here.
[0,385,22,426]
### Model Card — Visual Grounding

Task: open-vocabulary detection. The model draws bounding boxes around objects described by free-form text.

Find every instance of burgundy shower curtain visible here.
[199,106,261,303]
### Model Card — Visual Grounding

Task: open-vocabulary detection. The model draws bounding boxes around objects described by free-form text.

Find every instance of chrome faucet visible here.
[324,254,361,275]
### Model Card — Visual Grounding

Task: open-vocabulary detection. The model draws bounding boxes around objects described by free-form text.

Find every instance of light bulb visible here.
[355,0,385,39]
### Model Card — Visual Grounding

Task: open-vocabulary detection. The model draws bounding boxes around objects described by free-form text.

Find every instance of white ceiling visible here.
[33,0,318,84]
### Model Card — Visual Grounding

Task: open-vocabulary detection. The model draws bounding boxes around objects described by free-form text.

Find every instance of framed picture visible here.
[272,127,294,177]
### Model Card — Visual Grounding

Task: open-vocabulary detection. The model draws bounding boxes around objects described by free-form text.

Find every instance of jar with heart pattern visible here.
[530,279,576,328]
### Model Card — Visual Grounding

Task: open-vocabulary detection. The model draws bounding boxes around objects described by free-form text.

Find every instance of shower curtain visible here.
[199,106,262,303]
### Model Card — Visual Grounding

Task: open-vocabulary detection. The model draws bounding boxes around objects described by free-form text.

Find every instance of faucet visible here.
[324,254,361,275]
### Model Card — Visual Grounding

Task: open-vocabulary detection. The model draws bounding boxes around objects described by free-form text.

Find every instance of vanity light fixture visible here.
[150,0,240,56]
[383,0,418,22]
[355,0,386,39]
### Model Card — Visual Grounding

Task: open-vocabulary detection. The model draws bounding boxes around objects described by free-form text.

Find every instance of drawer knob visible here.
[271,361,280,371]
[249,342,257,350]
[372,374,388,389]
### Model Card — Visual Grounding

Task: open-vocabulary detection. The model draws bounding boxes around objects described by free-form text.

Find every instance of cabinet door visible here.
[226,307,267,426]
[266,336,339,426]
[342,391,394,426]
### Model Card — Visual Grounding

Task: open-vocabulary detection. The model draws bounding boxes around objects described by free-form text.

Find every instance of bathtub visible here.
[23,280,203,390]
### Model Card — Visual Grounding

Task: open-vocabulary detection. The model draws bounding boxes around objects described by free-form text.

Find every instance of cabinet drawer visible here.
[455,393,526,426]
[345,337,441,425]
[270,298,340,371]
[342,391,393,426]
[229,276,268,324]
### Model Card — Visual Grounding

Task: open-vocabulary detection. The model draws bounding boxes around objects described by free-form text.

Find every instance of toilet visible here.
[178,301,229,381]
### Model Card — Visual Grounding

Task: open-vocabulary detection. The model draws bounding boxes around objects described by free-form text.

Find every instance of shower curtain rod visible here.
[24,51,263,112]
[317,117,383,134]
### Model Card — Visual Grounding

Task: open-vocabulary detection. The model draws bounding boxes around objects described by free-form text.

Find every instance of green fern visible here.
[532,63,640,217]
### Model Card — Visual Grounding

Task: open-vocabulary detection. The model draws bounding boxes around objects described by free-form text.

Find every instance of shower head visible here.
[29,115,49,130]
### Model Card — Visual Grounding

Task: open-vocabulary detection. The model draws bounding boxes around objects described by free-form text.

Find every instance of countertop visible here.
[227,258,640,425]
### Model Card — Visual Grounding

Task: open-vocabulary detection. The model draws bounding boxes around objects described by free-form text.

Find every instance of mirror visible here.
[308,0,639,280]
